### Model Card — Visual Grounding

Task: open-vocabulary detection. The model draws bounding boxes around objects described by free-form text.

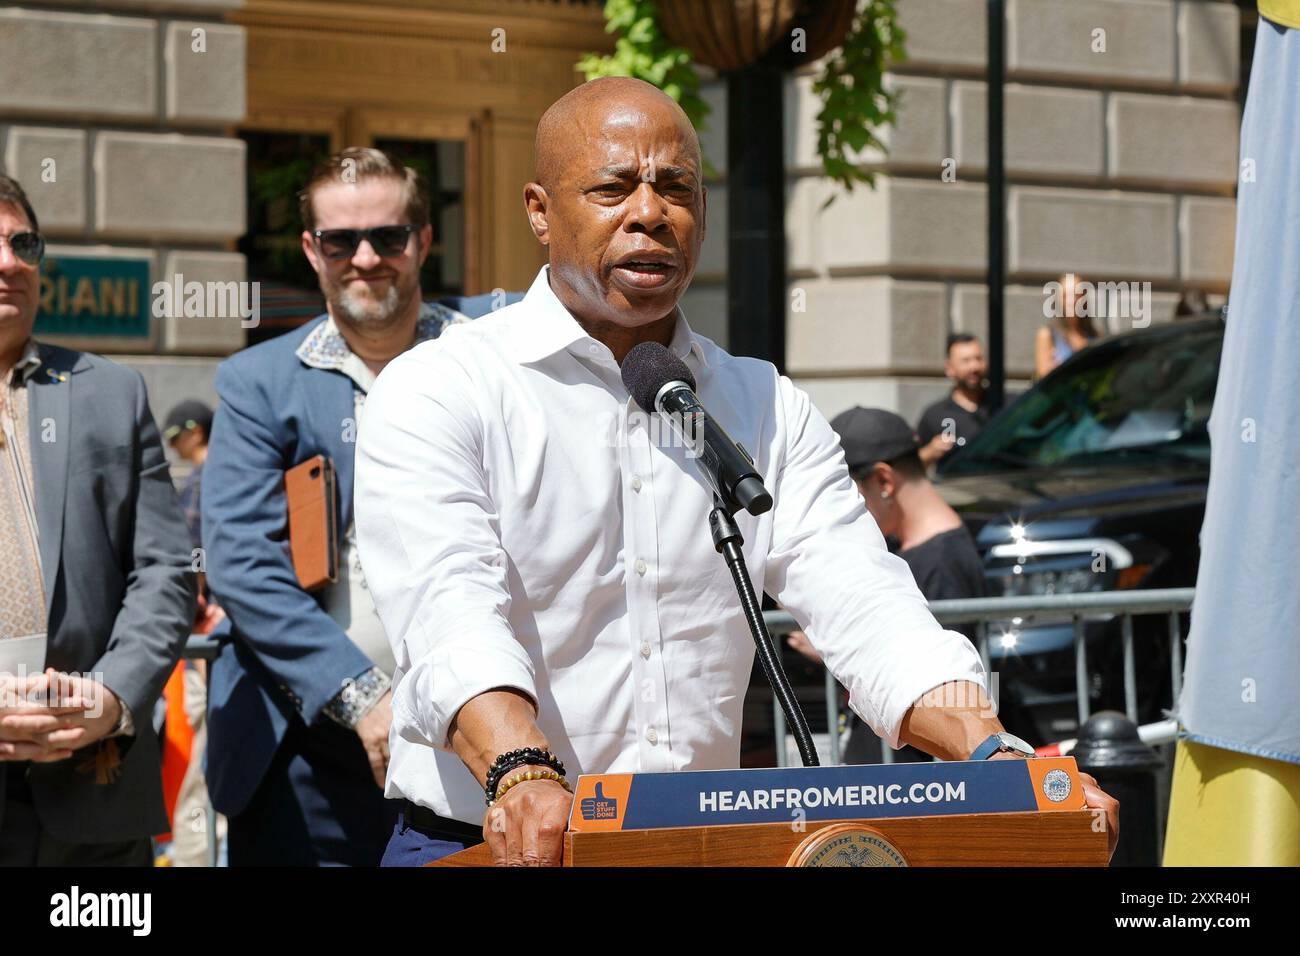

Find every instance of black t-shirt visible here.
[898,526,988,607]
[916,394,991,449]
[898,526,988,647]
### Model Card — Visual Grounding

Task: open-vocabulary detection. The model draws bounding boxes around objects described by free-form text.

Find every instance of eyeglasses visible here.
[0,232,44,267]
[164,420,200,442]
[312,225,417,261]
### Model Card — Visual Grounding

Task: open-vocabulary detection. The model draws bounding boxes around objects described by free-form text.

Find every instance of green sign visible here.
[35,255,151,338]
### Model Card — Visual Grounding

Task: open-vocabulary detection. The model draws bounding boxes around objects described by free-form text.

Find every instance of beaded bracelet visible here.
[485,747,567,805]
[490,768,572,806]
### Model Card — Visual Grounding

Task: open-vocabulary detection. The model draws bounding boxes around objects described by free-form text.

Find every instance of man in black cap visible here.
[163,400,213,551]
[830,407,986,607]
[791,407,989,763]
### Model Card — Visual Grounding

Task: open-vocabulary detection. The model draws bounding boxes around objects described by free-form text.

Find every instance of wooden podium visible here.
[432,756,1108,866]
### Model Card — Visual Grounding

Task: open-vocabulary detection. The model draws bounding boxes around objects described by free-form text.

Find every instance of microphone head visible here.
[620,341,696,413]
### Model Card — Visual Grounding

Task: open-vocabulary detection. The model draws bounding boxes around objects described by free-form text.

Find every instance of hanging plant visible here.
[576,0,710,130]
[813,0,906,194]
[579,0,906,197]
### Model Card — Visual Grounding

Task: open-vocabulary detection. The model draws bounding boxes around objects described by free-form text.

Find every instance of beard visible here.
[321,266,420,331]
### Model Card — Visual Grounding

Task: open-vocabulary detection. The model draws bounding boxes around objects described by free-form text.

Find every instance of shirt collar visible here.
[296,301,462,374]
[6,338,43,386]
[511,266,709,373]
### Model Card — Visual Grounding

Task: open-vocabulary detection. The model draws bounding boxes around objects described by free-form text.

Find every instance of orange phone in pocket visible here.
[284,455,338,591]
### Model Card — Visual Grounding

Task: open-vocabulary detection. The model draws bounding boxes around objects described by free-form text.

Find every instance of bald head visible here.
[523,76,707,357]
[534,77,701,188]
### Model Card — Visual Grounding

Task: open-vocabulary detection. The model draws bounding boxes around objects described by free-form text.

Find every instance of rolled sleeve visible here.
[355,343,537,750]
[393,615,536,750]
[762,376,987,749]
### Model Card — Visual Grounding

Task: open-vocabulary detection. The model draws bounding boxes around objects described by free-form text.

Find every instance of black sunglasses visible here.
[1,231,44,267]
[312,225,417,260]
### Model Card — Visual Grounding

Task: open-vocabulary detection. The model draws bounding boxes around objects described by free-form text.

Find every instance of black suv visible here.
[934,317,1224,745]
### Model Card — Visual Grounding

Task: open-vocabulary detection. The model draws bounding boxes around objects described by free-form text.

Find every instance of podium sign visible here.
[569,757,1084,833]
[431,757,1108,867]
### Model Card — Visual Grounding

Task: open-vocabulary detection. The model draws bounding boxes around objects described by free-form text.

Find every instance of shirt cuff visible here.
[393,628,537,750]
[110,701,135,738]
[322,667,392,729]
[850,631,988,750]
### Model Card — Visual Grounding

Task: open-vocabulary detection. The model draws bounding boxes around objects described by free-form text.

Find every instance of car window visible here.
[940,323,1223,475]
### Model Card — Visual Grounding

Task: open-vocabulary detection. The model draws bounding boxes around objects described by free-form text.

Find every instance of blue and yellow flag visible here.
[1165,12,1300,867]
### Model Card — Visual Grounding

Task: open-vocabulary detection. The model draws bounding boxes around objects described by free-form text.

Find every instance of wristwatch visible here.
[970,731,1035,761]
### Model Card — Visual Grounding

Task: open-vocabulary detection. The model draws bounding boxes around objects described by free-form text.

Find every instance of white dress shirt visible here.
[356,267,986,825]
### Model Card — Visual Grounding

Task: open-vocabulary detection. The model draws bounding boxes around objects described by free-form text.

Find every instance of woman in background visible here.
[1035,271,1099,379]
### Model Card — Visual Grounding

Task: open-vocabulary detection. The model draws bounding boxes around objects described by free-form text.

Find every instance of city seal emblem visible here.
[1042,768,1072,803]
[787,824,908,867]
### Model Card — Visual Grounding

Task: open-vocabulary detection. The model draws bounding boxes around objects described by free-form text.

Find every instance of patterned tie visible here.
[0,370,48,642]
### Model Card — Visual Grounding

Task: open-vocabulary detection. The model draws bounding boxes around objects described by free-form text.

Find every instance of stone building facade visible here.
[2,0,1246,428]
[684,0,1244,424]
[0,0,248,412]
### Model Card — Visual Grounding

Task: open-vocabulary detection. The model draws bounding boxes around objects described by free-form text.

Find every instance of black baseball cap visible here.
[829,406,921,472]
[163,400,213,442]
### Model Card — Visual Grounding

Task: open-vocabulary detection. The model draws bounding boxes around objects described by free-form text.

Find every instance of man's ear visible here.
[301,230,323,276]
[873,462,897,498]
[524,182,550,245]
[416,223,434,266]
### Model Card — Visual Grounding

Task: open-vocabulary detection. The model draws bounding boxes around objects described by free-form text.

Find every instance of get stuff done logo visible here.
[49,887,151,936]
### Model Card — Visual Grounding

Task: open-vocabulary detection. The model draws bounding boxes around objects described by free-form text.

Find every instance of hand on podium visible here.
[990,751,1120,860]
[448,689,574,866]
[485,771,573,867]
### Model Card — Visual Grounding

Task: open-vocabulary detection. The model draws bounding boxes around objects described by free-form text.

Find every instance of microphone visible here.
[621,342,773,516]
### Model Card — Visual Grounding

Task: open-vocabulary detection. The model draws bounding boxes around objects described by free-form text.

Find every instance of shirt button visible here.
[631,475,642,493]
[645,726,658,745]
[634,558,647,576]
[588,344,601,356]
[639,641,652,658]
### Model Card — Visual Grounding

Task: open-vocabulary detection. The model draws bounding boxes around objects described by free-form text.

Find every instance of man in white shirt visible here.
[355,77,1119,866]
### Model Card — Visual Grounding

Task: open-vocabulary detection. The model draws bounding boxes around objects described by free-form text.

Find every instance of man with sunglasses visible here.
[200,148,506,866]
[0,174,196,865]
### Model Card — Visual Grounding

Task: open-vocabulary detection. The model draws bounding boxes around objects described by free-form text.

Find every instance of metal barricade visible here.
[762,587,1194,767]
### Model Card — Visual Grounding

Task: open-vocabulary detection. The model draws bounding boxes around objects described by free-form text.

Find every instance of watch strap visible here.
[970,733,1006,761]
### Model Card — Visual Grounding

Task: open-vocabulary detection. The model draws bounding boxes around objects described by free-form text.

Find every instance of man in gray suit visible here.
[0,174,196,865]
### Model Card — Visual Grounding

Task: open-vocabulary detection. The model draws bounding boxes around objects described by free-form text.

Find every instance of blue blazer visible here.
[201,294,518,816]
